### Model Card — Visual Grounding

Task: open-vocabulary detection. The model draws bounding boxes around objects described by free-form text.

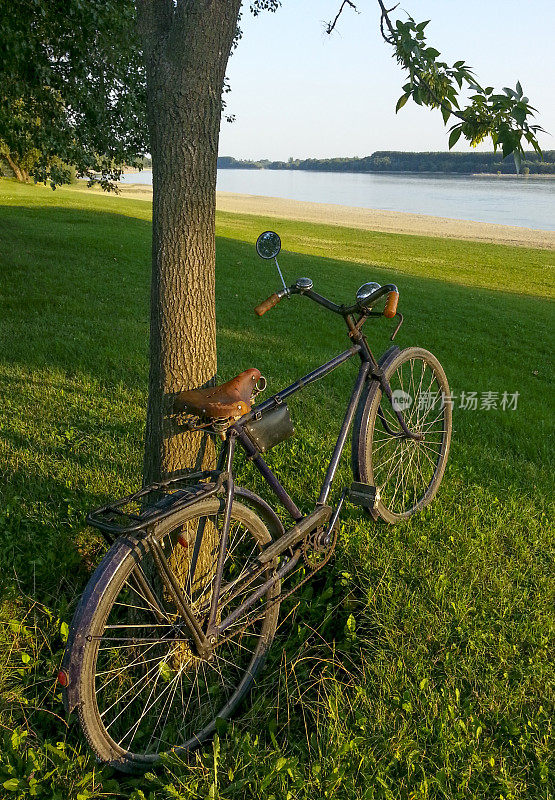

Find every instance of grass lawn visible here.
[0,178,553,799]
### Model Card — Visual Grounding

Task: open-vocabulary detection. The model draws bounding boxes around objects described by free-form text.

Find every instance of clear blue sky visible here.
[219,0,555,160]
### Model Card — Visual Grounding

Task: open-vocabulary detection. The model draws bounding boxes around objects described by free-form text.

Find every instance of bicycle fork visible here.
[377,374,424,441]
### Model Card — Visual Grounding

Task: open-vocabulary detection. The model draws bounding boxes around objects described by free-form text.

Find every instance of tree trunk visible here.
[4,151,28,182]
[138,0,241,484]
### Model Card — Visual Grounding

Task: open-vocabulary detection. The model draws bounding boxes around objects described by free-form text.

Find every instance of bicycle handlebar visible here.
[383,289,399,318]
[254,282,399,319]
[254,292,282,316]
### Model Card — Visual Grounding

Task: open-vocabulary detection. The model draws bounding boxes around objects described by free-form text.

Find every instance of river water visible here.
[120,168,554,231]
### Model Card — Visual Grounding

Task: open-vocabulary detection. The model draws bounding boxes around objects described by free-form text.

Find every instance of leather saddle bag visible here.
[243,404,295,453]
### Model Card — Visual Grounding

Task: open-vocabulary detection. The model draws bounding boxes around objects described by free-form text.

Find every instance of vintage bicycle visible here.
[59,231,451,771]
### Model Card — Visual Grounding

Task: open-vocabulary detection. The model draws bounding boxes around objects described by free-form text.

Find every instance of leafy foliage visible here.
[379,8,545,170]
[250,0,281,17]
[0,0,147,188]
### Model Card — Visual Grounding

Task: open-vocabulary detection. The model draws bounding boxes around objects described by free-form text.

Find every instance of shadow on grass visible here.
[0,204,151,387]
[0,461,108,602]
[1,202,552,605]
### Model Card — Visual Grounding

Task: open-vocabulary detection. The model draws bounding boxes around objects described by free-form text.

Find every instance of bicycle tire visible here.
[76,497,280,771]
[353,347,452,523]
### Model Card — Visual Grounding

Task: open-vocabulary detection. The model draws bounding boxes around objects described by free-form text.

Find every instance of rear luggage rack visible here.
[86,469,224,537]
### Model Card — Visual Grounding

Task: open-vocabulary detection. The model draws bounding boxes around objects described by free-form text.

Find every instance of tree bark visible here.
[138,0,241,484]
[4,151,28,182]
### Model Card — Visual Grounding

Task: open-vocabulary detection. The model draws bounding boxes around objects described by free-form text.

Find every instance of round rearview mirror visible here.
[356,282,381,306]
[256,231,281,260]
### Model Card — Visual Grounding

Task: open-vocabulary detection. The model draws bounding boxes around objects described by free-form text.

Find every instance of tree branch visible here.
[377,0,397,43]
[375,0,544,164]
[377,0,470,125]
[326,0,358,35]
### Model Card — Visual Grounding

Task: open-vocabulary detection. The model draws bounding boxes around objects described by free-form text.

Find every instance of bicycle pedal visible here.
[348,482,378,508]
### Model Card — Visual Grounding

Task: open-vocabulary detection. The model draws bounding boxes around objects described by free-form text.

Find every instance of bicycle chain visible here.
[213,523,339,650]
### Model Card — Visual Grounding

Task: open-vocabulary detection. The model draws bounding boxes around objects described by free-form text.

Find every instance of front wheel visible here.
[76,498,280,771]
[353,347,452,523]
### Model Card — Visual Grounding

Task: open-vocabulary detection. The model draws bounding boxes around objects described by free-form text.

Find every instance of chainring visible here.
[302,526,331,569]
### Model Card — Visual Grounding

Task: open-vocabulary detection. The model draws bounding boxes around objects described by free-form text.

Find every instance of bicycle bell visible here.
[295,277,313,292]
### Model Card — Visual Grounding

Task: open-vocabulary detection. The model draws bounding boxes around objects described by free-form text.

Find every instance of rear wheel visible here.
[354,347,452,523]
[77,498,280,771]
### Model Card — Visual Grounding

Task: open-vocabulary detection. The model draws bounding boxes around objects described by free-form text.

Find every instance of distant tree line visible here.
[217,151,555,175]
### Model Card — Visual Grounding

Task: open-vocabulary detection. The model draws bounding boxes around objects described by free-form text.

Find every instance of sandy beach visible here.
[79,183,555,250]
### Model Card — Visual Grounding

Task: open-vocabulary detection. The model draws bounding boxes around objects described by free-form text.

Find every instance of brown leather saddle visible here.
[173,368,261,420]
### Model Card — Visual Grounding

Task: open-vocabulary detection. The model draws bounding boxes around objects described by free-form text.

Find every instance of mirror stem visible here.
[274,257,287,291]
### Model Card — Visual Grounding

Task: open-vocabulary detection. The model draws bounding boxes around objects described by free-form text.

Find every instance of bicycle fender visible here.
[233,486,285,540]
[148,482,285,540]
[59,534,144,714]
[373,344,401,379]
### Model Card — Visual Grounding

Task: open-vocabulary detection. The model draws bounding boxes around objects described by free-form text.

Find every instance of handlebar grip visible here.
[383,290,399,318]
[255,293,281,316]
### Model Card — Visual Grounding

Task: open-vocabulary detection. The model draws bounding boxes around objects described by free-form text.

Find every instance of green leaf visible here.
[441,104,451,124]
[448,127,462,148]
[395,93,410,113]
[3,779,21,791]
[11,729,28,750]
[320,586,334,602]
[276,757,287,771]
[60,621,69,641]
[502,139,513,159]
[158,661,172,682]
[531,139,542,156]
[513,105,526,126]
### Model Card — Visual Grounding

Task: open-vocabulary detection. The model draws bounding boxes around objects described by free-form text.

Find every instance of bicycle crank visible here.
[257,505,332,564]
[302,526,332,569]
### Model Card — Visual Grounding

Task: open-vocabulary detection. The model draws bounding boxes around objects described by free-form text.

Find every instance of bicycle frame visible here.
[230,344,368,519]
[162,334,420,650]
